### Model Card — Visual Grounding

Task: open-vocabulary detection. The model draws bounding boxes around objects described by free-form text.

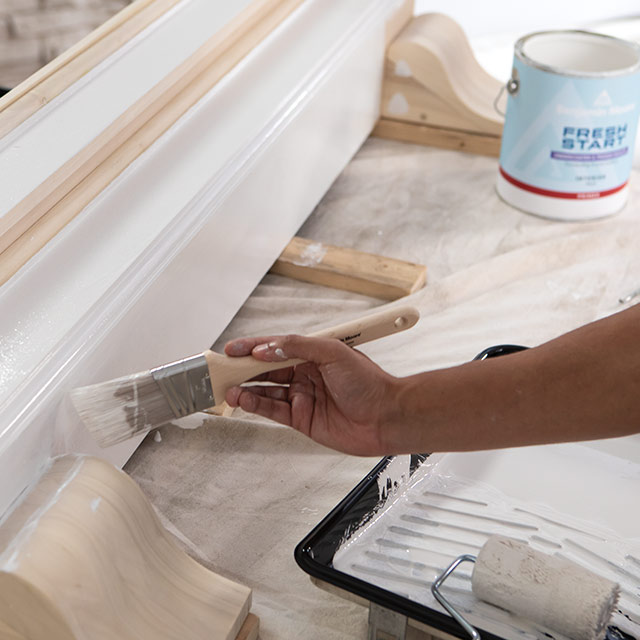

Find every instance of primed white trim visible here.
[0,0,252,213]
[0,0,404,516]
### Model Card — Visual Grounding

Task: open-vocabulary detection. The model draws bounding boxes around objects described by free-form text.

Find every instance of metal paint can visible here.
[497,30,640,220]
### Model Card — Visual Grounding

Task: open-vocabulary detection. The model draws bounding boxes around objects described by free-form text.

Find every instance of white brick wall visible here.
[0,0,131,89]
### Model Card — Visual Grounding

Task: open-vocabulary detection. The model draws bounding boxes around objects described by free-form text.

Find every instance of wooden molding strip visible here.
[270,236,427,300]
[0,0,305,286]
[0,0,183,139]
[372,117,501,157]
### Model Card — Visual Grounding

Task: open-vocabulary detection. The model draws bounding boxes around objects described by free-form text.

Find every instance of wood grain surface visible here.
[378,12,503,155]
[271,236,427,300]
[372,117,501,157]
[0,0,182,139]
[0,455,253,640]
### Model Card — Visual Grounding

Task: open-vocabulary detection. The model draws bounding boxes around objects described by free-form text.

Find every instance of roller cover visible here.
[472,536,619,640]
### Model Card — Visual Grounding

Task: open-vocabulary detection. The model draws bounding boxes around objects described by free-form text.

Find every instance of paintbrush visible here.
[71,305,419,447]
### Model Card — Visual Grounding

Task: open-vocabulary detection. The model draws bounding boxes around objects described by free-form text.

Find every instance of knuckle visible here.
[281,334,300,350]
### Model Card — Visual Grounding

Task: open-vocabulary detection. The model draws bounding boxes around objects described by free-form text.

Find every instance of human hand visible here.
[224,335,400,455]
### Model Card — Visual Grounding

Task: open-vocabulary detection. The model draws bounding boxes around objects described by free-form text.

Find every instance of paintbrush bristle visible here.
[70,371,176,447]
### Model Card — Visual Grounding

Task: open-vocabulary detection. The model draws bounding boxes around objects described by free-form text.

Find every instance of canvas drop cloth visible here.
[125,137,640,639]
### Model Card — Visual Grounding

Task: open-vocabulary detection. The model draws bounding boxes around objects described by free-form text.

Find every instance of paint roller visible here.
[432,535,619,640]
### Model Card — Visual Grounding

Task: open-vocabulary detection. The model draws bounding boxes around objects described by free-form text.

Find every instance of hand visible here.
[224,335,399,455]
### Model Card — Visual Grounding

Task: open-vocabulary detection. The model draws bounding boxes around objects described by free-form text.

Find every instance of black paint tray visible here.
[294,451,513,640]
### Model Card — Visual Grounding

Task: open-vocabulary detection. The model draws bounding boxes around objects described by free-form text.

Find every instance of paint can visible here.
[497,30,640,221]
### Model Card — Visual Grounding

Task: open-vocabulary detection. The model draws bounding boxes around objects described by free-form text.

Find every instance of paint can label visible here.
[499,32,640,213]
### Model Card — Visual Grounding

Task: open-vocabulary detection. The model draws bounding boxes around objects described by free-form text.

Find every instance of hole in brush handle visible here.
[394,315,409,329]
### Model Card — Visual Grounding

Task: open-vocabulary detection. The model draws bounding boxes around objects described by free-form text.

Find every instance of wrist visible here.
[378,374,415,454]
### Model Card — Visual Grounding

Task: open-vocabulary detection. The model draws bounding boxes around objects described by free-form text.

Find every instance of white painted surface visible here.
[0,0,255,214]
[0,0,401,515]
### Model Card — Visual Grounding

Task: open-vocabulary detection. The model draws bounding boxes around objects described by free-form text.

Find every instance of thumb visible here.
[251,334,350,364]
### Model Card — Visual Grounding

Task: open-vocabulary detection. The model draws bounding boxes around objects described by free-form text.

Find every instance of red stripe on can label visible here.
[499,167,627,200]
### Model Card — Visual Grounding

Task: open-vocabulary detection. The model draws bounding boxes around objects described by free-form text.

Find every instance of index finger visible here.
[224,335,298,384]
[224,336,282,357]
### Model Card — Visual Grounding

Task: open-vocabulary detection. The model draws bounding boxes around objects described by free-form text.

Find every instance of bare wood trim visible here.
[204,403,235,417]
[384,0,414,46]
[0,0,305,282]
[0,0,183,138]
[372,117,501,157]
[0,455,252,639]
[270,236,427,300]
[235,613,259,640]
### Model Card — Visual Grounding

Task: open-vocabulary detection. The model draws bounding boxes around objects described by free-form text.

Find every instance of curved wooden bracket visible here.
[0,455,257,640]
[374,13,504,156]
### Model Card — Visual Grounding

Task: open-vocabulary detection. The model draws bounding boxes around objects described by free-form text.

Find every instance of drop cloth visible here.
[125,137,640,639]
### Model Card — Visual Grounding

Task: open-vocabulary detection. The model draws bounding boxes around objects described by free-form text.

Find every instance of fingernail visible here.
[239,390,258,412]
[252,343,288,361]
[226,386,242,406]
[227,342,246,356]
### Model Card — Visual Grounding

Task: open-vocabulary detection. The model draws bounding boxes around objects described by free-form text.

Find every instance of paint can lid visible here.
[515,30,640,77]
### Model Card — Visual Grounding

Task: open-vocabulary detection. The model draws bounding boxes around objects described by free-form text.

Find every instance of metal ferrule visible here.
[151,353,214,419]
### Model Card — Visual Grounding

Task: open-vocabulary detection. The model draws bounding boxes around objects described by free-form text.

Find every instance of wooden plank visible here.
[235,613,259,640]
[372,117,501,157]
[0,0,183,139]
[270,236,427,300]
[0,0,305,280]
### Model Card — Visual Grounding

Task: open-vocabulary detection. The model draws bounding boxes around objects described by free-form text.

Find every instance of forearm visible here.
[384,304,640,453]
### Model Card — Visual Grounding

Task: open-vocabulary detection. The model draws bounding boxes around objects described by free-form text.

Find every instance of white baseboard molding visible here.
[0,0,407,516]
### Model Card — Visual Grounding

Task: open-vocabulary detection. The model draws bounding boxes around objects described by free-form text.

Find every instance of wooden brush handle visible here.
[307,304,419,345]
[205,305,419,404]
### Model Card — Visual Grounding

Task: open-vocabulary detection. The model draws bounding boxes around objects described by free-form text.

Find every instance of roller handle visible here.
[205,305,419,404]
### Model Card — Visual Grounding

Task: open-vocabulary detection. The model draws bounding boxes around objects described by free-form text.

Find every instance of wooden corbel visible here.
[0,455,258,640]
[373,13,504,157]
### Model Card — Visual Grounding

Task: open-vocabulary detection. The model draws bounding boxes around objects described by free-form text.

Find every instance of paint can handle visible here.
[493,70,519,116]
